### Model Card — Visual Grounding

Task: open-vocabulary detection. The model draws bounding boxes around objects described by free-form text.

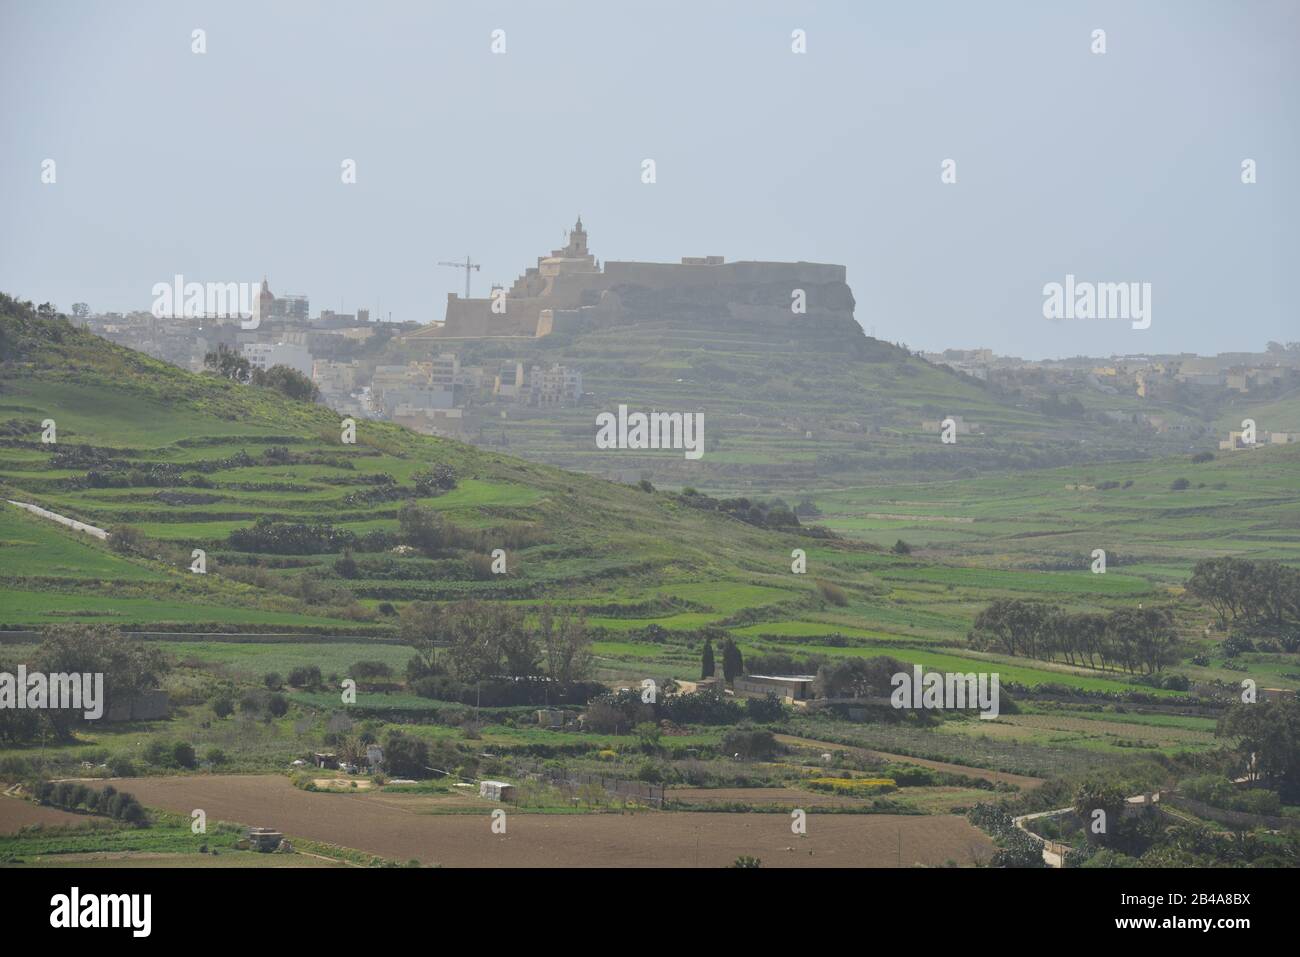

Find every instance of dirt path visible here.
[775,734,1045,791]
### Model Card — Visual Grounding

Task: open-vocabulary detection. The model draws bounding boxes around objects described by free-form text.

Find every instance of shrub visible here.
[333,550,359,579]
[288,665,323,689]
[1222,634,1254,658]
[107,754,137,777]
[721,727,779,761]
[816,580,849,606]
[107,525,146,554]
[143,739,172,768]
[172,742,197,769]
[351,660,393,680]
[211,694,234,719]
[745,693,786,723]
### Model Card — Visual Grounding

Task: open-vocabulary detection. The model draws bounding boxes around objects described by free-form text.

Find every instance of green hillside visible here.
[392,307,1209,492]
[2,296,1295,699]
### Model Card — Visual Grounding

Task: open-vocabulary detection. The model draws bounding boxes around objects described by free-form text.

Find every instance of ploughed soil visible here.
[775,734,1045,791]
[0,794,88,831]
[82,775,995,868]
[668,787,872,808]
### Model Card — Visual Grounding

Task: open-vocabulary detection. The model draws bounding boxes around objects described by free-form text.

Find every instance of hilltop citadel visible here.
[405,216,854,340]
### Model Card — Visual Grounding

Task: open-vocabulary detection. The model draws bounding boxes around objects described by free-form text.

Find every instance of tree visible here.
[495,607,541,678]
[1217,697,1300,795]
[399,601,441,673]
[33,625,169,739]
[813,656,907,700]
[440,601,506,683]
[203,343,251,383]
[397,502,451,556]
[721,638,744,683]
[969,600,1050,659]
[1106,607,1179,675]
[1187,557,1248,625]
[891,539,912,555]
[700,638,715,678]
[538,605,593,689]
[635,722,662,753]
[383,730,430,778]
[1074,780,1128,846]
[251,364,318,402]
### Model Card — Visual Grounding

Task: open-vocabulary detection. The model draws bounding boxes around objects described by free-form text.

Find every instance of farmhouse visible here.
[732,674,816,702]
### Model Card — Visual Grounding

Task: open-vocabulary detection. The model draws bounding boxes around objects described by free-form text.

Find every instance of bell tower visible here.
[565,216,588,257]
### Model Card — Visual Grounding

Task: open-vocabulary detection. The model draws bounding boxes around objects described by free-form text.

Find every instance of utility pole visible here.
[438,256,481,299]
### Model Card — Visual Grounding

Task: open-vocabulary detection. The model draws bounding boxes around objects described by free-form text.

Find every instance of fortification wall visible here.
[431,259,852,339]
[442,294,548,338]
[603,260,845,288]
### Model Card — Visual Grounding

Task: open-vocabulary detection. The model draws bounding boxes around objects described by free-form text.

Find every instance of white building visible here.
[242,342,314,378]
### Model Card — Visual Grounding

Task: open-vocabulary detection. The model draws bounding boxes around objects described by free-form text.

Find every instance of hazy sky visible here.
[2,0,1296,358]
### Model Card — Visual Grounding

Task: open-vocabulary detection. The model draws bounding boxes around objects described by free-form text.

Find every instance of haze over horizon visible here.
[1,0,1296,360]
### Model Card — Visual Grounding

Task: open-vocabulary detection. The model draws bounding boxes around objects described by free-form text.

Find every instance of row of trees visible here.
[1187,557,1300,632]
[399,600,593,689]
[0,626,168,745]
[699,635,744,682]
[968,599,1180,675]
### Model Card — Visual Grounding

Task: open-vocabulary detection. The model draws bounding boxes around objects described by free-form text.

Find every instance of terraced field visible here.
[1,303,1296,874]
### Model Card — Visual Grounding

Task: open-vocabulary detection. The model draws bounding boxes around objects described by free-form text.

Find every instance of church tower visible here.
[255,276,274,323]
[564,216,588,257]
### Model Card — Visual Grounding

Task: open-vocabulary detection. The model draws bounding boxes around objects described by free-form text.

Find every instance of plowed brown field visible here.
[85,775,995,867]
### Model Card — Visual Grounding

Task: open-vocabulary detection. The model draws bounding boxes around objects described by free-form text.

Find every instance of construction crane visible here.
[438,255,481,299]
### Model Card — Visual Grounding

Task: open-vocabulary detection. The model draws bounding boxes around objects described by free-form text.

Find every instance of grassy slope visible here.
[1,306,1294,697]
[395,313,1202,492]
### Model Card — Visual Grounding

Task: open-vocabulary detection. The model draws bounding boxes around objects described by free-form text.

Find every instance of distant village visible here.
[921,346,1300,446]
[78,280,585,441]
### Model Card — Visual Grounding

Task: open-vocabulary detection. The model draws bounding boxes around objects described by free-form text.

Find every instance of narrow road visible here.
[1012,791,1180,867]
[6,500,107,539]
